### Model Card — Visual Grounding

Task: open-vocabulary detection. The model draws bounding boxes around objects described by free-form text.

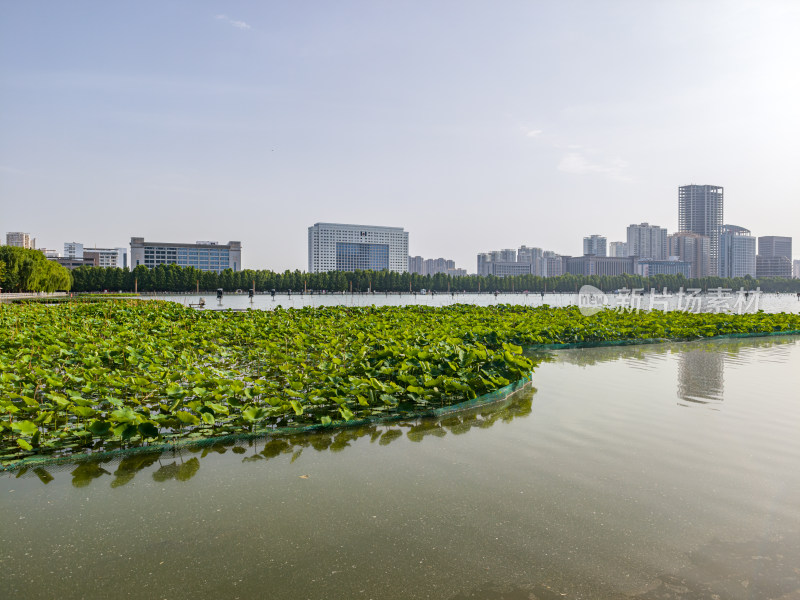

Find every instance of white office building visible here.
[308,223,408,273]
[719,225,756,279]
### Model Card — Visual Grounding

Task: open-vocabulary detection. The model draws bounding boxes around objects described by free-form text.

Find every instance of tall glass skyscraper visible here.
[678,185,723,276]
[719,225,756,278]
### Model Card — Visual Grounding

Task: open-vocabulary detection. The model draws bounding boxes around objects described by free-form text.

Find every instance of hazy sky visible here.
[2,1,799,271]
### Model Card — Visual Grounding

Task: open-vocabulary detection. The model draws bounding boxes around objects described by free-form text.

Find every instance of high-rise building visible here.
[758,236,792,260]
[609,242,628,257]
[497,249,517,262]
[6,232,35,249]
[408,255,460,276]
[627,223,668,260]
[477,248,532,277]
[793,259,800,279]
[668,232,711,279]
[756,235,792,278]
[408,255,424,275]
[718,225,756,278]
[422,258,456,276]
[517,246,543,275]
[583,235,607,257]
[308,223,408,273]
[517,245,542,263]
[130,238,241,273]
[541,251,565,277]
[678,185,723,275]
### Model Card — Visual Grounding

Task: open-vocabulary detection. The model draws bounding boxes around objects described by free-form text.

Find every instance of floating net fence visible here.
[1,375,533,471]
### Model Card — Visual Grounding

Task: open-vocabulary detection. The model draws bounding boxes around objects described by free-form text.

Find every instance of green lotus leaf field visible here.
[2,300,799,464]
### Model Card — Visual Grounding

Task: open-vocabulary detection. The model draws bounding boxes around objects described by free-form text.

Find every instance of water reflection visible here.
[677,349,724,407]
[551,335,798,409]
[4,387,535,488]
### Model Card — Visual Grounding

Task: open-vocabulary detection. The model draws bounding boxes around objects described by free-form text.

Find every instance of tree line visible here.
[68,263,800,294]
[0,247,72,293]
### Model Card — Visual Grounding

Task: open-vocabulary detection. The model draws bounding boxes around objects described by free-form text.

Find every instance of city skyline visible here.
[2,2,799,270]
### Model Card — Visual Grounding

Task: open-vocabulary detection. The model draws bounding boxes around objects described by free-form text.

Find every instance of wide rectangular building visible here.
[636,259,692,278]
[308,223,408,273]
[565,256,637,277]
[130,238,241,273]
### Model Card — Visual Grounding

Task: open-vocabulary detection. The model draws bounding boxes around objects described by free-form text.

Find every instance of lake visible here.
[3,335,799,599]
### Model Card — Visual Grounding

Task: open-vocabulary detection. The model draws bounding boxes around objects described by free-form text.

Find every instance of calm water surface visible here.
[2,336,800,599]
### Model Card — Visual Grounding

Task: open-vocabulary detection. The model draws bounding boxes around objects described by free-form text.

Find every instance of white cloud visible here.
[526,129,543,138]
[557,152,631,182]
[215,14,251,30]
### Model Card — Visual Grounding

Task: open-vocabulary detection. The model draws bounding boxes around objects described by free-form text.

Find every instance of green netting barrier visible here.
[521,329,800,351]
[0,375,532,471]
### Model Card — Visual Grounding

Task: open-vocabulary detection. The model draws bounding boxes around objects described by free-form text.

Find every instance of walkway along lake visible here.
[146,290,800,314]
[3,335,799,599]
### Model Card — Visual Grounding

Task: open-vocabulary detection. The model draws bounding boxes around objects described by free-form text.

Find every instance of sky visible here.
[1,0,799,271]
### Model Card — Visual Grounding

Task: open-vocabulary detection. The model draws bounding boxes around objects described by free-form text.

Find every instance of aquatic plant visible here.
[1,301,799,463]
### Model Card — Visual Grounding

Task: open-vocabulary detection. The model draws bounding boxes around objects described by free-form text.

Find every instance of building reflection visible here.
[549,336,797,408]
[676,349,725,407]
